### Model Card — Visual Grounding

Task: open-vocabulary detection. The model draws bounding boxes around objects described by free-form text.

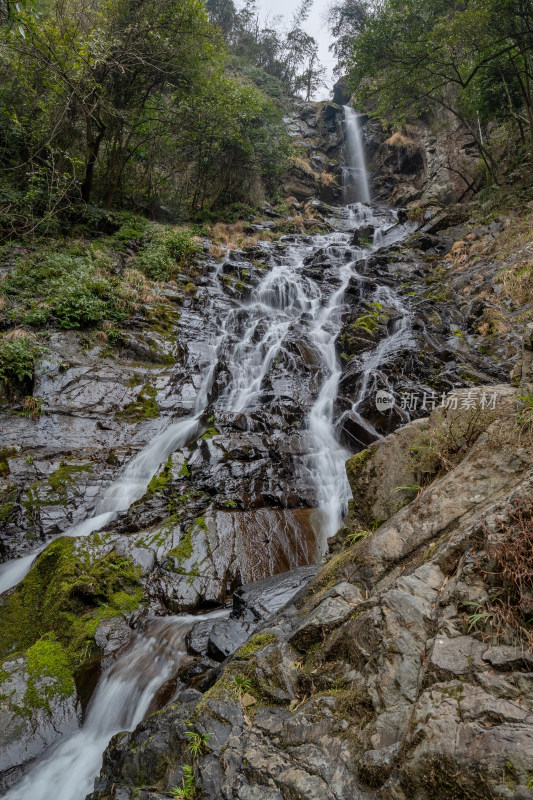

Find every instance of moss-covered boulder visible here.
[0,536,144,784]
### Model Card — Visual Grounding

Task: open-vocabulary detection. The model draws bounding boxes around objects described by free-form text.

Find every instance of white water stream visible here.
[1,106,417,799]
[343,106,371,205]
[2,610,228,800]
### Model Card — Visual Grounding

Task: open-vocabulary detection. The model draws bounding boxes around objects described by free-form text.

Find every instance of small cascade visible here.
[2,611,228,800]
[342,105,371,205]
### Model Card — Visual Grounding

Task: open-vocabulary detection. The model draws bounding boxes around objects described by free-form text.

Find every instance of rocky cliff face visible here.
[364,114,480,209]
[281,101,345,204]
[87,347,533,800]
[282,101,480,211]
[82,193,533,799]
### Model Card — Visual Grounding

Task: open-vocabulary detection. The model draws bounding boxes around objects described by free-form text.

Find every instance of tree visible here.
[205,0,236,39]
[327,0,368,75]
[347,0,533,179]
[2,0,220,204]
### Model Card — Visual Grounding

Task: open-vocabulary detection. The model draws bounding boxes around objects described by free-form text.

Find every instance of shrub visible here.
[474,499,533,648]
[409,403,499,484]
[0,331,45,392]
[137,227,201,281]
[1,249,133,330]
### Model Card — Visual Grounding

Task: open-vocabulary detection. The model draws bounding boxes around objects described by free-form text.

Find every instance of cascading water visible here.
[2,610,228,800]
[342,105,371,205]
[1,103,419,800]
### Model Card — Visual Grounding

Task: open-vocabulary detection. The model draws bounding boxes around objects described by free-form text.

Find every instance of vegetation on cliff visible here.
[343,0,533,183]
[0,536,143,710]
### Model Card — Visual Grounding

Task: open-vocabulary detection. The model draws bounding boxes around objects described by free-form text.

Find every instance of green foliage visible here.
[0,0,295,222]
[137,228,201,282]
[0,333,45,391]
[0,247,134,330]
[185,730,213,758]
[171,765,197,799]
[231,674,253,697]
[347,0,533,178]
[344,528,373,546]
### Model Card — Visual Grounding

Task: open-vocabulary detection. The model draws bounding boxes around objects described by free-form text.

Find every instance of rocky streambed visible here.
[1,108,531,798]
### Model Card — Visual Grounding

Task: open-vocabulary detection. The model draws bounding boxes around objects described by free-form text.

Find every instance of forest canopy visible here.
[0,0,324,230]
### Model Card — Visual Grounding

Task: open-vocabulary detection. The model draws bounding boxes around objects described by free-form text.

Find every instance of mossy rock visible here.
[0,537,144,706]
[345,448,374,497]
[116,382,160,422]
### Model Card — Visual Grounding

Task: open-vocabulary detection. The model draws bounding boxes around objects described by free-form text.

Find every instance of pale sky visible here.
[253,0,335,99]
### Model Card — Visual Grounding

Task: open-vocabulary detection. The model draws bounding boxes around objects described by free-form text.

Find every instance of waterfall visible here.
[342,105,371,204]
[1,120,419,800]
[2,610,228,800]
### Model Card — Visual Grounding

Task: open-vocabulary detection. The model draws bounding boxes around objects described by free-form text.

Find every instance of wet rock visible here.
[90,401,533,800]
[187,618,223,657]
[0,655,80,792]
[207,618,251,661]
[232,565,319,623]
[351,225,375,246]
[421,208,469,235]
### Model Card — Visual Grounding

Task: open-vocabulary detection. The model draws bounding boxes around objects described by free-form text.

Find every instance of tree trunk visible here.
[81,122,105,204]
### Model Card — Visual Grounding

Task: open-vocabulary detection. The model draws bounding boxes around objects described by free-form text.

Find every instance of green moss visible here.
[345,447,373,493]
[145,304,181,337]
[312,546,363,597]
[194,516,207,531]
[146,455,173,496]
[168,531,193,563]
[47,462,93,500]
[0,447,17,477]
[116,383,160,422]
[200,426,219,439]
[0,485,16,522]
[0,538,143,678]
[351,301,388,335]
[24,636,75,712]
[236,633,277,660]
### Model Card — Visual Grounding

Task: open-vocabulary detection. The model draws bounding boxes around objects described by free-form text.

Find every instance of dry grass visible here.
[479,210,533,306]
[208,221,276,258]
[445,240,470,265]
[386,131,416,148]
[319,171,337,188]
[4,327,35,341]
[22,395,42,419]
[474,499,533,649]
[290,155,317,177]
[476,308,512,336]
[501,260,533,306]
